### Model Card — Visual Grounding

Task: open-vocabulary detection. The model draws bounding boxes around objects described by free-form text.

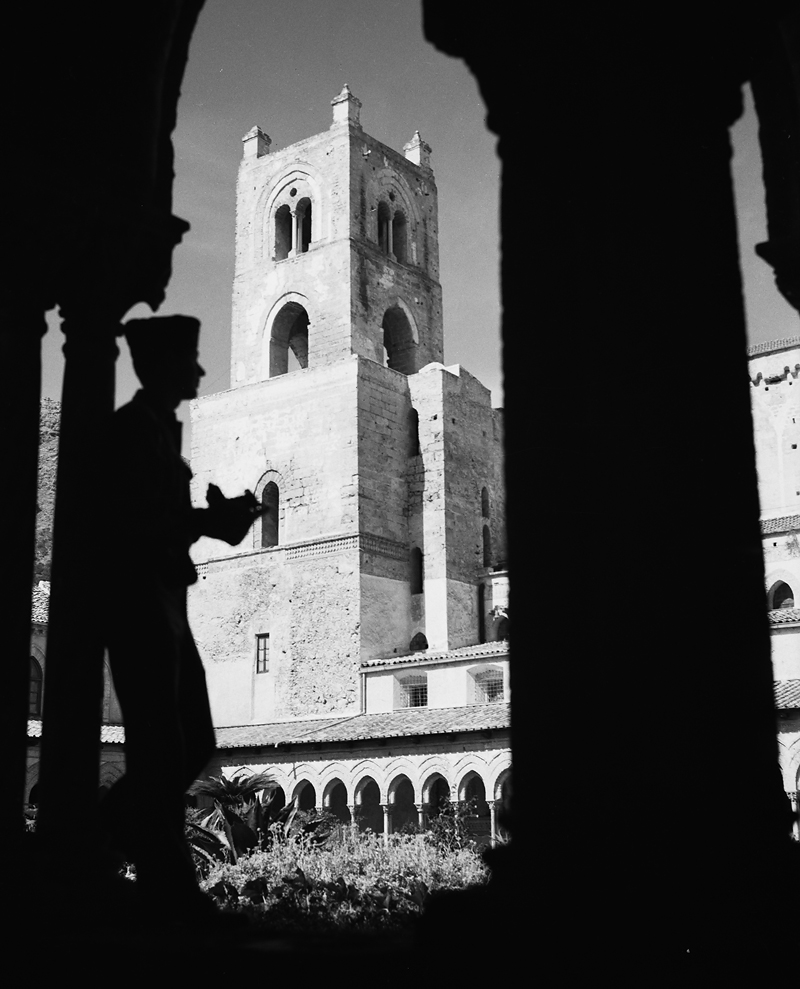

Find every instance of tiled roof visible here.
[362,639,509,669]
[214,703,511,750]
[769,608,800,626]
[747,336,800,357]
[761,514,800,536]
[774,681,800,709]
[31,583,50,625]
[27,720,125,744]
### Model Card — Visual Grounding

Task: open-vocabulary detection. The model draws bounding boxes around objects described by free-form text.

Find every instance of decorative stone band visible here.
[195,531,409,569]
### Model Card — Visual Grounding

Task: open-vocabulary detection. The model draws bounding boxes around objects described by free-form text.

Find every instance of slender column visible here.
[790,792,799,843]
[0,306,47,860]
[381,803,392,843]
[416,802,427,830]
[36,311,119,862]
[290,210,298,257]
[489,799,498,847]
[387,214,394,258]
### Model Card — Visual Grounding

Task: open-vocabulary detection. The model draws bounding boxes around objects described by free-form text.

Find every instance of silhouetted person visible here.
[99,315,263,927]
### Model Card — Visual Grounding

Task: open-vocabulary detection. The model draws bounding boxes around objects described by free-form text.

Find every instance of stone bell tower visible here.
[230,84,444,387]
[189,88,504,728]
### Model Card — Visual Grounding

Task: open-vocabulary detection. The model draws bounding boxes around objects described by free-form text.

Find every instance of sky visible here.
[40,2,799,450]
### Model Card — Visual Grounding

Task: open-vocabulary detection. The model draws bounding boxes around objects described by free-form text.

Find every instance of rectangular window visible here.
[256,633,270,674]
[402,675,428,708]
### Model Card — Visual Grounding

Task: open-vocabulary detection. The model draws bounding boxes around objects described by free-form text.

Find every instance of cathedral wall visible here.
[190,544,363,726]
[190,359,359,556]
[360,572,413,662]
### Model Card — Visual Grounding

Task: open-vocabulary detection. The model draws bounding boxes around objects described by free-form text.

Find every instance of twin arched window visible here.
[274,195,313,261]
[376,197,409,264]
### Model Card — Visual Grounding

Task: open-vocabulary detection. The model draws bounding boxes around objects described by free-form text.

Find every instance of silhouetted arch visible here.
[324,780,351,823]
[29,657,43,717]
[261,481,279,547]
[410,547,423,594]
[382,305,417,374]
[354,777,382,833]
[388,775,416,831]
[294,781,316,811]
[269,301,309,377]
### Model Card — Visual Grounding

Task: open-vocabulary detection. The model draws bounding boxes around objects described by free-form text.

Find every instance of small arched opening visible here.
[389,775,417,832]
[392,210,407,263]
[496,616,510,641]
[274,203,292,261]
[481,487,490,518]
[354,777,383,834]
[424,775,451,819]
[324,780,351,824]
[29,657,43,717]
[460,772,491,846]
[269,301,310,377]
[769,579,796,610]
[295,781,316,812]
[261,481,279,548]
[410,631,428,652]
[382,305,417,374]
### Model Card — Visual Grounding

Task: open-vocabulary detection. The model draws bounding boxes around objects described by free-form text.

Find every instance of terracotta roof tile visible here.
[768,608,800,625]
[761,515,800,536]
[774,680,800,709]
[362,640,509,669]
[214,703,511,749]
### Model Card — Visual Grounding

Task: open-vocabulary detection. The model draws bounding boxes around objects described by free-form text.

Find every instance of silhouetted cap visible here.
[124,315,200,362]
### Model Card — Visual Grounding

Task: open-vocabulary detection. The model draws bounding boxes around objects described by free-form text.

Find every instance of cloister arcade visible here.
[209,751,512,846]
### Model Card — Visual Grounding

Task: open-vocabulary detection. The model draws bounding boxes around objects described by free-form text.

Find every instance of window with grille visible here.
[400,674,427,708]
[256,633,270,674]
[474,669,504,704]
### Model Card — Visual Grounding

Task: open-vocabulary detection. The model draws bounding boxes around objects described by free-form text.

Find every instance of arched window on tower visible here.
[29,657,43,717]
[377,200,391,254]
[382,305,417,375]
[297,197,312,253]
[269,302,310,377]
[261,482,279,548]
[410,547,423,594]
[481,487,490,518]
[274,204,292,261]
[392,210,407,263]
[482,525,492,568]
